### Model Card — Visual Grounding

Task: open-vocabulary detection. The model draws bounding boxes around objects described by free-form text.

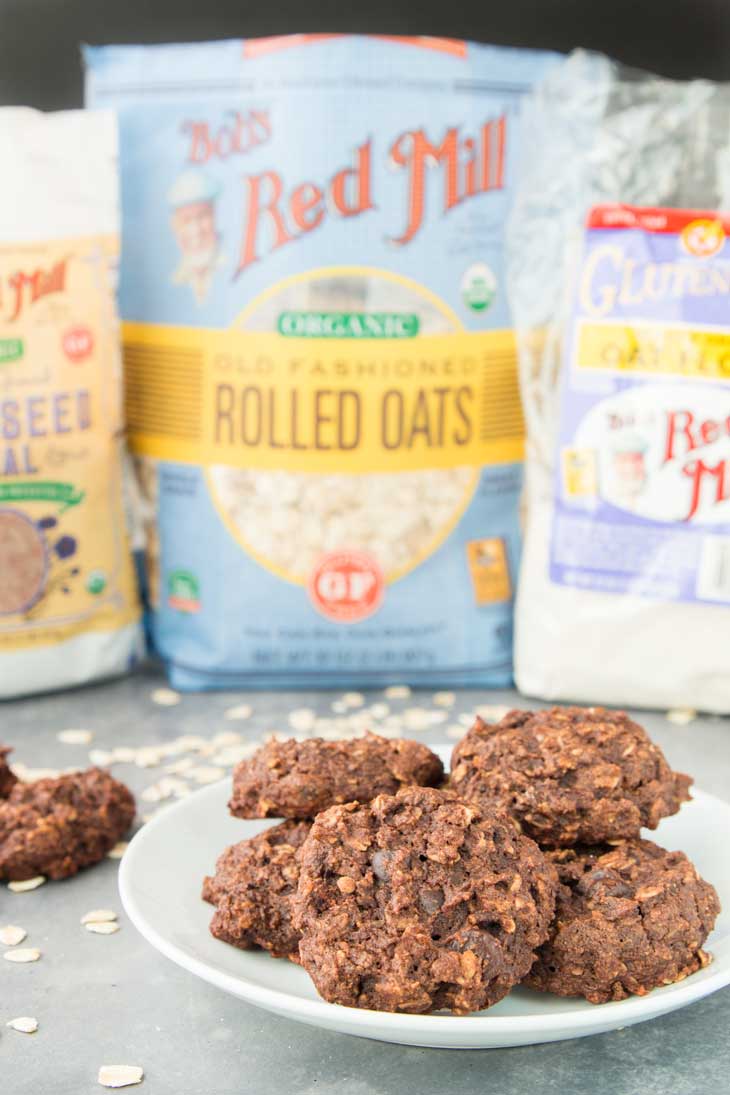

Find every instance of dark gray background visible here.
[0,0,728,110]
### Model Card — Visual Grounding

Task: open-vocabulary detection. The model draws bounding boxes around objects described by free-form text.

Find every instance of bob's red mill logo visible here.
[1,258,67,322]
[181,110,507,273]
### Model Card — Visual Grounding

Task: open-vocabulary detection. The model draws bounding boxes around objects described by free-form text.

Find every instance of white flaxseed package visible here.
[85,35,558,690]
[0,109,142,698]
[508,51,730,711]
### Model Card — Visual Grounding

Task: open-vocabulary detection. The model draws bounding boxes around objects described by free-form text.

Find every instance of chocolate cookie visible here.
[0,768,135,881]
[526,840,720,1003]
[294,785,557,1014]
[202,820,310,960]
[450,707,691,846]
[0,745,17,798]
[229,733,444,820]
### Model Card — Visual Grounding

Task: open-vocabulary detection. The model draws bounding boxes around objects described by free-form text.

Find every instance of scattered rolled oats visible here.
[368,703,390,719]
[331,700,348,714]
[0,925,27,946]
[57,728,94,745]
[6,1016,38,1034]
[223,703,253,721]
[111,747,137,764]
[174,734,208,752]
[164,756,195,774]
[151,687,181,706]
[666,708,697,726]
[98,1065,144,1088]
[107,842,128,860]
[212,730,242,747]
[384,685,411,699]
[446,724,465,739]
[8,876,46,893]
[288,708,316,732]
[81,909,117,925]
[342,692,365,708]
[475,704,511,723]
[433,691,455,707]
[89,749,113,767]
[85,921,120,935]
[3,947,41,963]
[188,766,225,785]
[135,747,164,769]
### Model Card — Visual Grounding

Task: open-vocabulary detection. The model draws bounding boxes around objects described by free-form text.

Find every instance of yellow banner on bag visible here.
[123,322,524,472]
[576,320,730,380]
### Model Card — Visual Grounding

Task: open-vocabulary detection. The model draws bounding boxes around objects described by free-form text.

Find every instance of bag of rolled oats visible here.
[508,51,730,711]
[85,35,558,689]
[0,108,142,698]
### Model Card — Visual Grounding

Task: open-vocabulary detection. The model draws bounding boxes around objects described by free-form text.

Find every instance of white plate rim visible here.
[119,778,730,1041]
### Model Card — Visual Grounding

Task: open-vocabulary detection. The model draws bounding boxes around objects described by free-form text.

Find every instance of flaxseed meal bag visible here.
[508,51,730,711]
[85,35,558,690]
[0,109,142,698]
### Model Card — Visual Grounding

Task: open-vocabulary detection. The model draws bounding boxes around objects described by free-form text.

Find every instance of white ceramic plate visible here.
[119,747,730,1049]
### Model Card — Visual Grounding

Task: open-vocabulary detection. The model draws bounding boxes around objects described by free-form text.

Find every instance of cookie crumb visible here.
[107,842,128,860]
[98,1065,144,1088]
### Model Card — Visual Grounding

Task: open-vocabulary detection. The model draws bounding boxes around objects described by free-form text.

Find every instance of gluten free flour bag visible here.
[509,51,730,711]
[85,35,558,690]
[0,109,141,698]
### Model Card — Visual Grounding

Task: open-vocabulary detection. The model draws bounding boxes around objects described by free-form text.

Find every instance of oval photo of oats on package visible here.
[0,509,47,614]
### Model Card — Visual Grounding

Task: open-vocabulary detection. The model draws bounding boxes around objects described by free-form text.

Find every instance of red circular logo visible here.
[308,550,384,623]
[62,326,94,362]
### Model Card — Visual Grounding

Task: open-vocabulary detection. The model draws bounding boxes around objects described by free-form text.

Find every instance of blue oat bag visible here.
[85,35,558,690]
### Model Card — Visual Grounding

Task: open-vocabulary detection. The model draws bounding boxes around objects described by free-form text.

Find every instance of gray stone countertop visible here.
[1,666,729,1095]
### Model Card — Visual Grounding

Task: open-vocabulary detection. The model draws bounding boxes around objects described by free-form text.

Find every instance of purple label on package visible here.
[551,204,730,605]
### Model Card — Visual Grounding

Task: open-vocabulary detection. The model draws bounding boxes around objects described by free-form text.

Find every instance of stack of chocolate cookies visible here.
[450,707,720,1004]
[204,731,557,1014]
[203,711,720,1014]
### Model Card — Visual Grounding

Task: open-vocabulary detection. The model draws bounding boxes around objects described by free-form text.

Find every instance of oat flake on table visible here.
[81,909,117,925]
[7,1016,38,1034]
[107,842,128,860]
[98,1064,144,1088]
[223,703,252,721]
[57,728,94,745]
[0,924,27,946]
[8,876,45,893]
[86,921,120,935]
[151,687,181,706]
[3,947,41,963]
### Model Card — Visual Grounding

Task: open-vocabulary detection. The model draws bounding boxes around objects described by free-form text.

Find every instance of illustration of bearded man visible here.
[168,170,224,304]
